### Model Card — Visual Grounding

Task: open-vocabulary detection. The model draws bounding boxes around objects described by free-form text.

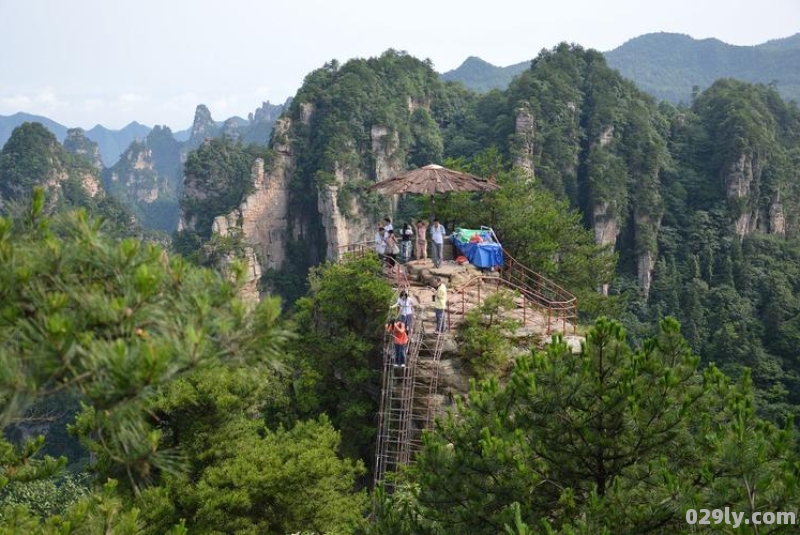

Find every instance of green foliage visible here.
[291,254,393,462]
[375,317,800,533]
[605,32,800,105]
[133,367,366,534]
[0,195,372,532]
[180,137,270,241]
[0,479,147,534]
[457,292,520,378]
[178,416,366,534]
[0,194,285,484]
[0,472,89,519]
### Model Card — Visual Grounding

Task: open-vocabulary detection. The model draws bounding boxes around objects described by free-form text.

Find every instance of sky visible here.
[1,0,798,131]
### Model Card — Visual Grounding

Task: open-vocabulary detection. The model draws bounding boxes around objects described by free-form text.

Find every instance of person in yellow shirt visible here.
[432,277,447,333]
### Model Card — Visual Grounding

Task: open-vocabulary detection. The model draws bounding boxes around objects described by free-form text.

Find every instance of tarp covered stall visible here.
[451,227,504,269]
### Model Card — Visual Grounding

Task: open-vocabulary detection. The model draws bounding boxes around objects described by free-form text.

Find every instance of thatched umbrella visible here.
[368,164,499,221]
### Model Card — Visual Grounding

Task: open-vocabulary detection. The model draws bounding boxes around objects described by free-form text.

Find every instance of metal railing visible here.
[500,249,577,334]
[336,241,410,290]
[449,272,576,335]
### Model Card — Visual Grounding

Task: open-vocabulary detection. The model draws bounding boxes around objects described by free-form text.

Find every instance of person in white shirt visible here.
[400,222,414,263]
[390,289,417,332]
[374,225,386,260]
[383,217,393,238]
[430,219,446,268]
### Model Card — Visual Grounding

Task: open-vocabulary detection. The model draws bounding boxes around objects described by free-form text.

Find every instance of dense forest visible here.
[2,43,800,533]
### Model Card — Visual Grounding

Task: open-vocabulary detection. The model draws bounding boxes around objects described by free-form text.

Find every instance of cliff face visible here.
[209,112,402,276]
[108,142,158,202]
[211,123,295,272]
[185,105,218,151]
[512,104,535,180]
[104,126,182,232]
[317,123,405,260]
[725,151,773,239]
[0,122,102,206]
[64,128,103,170]
[506,46,678,300]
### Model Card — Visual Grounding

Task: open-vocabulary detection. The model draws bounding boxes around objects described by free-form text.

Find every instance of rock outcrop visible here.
[726,153,761,238]
[104,126,182,232]
[512,104,535,179]
[186,105,218,151]
[243,100,290,146]
[220,118,241,141]
[212,150,293,272]
[63,128,103,170]
[108,142,158,202]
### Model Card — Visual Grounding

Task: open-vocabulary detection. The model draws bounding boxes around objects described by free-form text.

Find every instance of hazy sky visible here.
[1,0,798,130]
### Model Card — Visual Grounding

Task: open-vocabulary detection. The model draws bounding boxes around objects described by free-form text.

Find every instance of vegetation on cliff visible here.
[4,42,800,533]
[0,122,135,235]
[174,137,274,262]
[376,318,800,533]
[0,193,366,533]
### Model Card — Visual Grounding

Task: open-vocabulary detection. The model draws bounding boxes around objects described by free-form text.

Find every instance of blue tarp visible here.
[451,228,504,269]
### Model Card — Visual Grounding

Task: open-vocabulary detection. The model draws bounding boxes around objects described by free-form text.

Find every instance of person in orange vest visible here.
[386,320,408,368]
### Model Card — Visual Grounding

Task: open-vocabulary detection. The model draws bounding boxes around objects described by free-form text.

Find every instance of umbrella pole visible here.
[430,194,435,224]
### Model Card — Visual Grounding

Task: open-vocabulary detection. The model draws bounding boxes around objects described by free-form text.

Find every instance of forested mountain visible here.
[443,32,800,105]
[605,32,800,104]
[441,56,530,92]
[0,122,135,233]
[0,113,150,167]
[103,125,183,233]
[1,100,288,168]
[85,121,152,166]
[0,101,289,234]
[441,43,800,425]
[3,44,800,533]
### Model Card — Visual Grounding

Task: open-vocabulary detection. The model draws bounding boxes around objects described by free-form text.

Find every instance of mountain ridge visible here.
[442,32,800,104]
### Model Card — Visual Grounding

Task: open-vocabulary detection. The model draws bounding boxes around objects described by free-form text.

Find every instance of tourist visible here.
[432,277,448,333]
[384,229,399,266]
[386,320,408,367]
[400,222,414,263]
[430,219,446,268]
[391,289,416,333]
[415,219,427,260]
[374,225,386,260]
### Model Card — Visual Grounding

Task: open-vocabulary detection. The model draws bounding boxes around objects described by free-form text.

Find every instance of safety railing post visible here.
[523,295,527,326]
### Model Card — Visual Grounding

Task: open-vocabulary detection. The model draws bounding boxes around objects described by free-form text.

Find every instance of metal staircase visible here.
[373,309,446,491]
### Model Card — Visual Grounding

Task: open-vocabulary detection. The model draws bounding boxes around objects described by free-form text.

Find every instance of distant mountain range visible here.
[4,32,799,171]
[442,32,800,104]
[0,100,287,168]
[0,112,155,167]
[441,57,530,93]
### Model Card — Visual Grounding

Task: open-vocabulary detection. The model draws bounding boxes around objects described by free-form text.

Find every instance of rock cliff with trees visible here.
[2,42,800,533]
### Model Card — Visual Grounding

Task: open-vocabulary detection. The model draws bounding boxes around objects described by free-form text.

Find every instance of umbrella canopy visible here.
[368,164,500,196]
